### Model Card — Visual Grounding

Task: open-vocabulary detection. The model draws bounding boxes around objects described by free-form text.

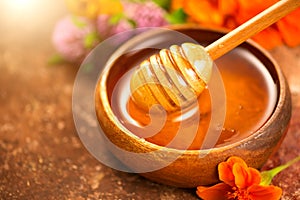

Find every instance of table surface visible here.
[0,0,299,199]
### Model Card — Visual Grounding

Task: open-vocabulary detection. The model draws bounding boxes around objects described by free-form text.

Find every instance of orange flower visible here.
[252,27,283,50]
[218,0,238,16]
[276,8,300,47]
[171,0,186,11]
[172,0,300,49]
[172,0,223,27]
[235,0,277,24]
[184,0,223,27]
[196,157,282,200]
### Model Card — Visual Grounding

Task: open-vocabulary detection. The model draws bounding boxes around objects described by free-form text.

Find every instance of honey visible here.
[108,46,277,150]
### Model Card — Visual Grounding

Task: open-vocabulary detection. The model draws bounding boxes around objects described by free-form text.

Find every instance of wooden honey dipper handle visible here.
[130,0,300,112]
[206,0,300,60]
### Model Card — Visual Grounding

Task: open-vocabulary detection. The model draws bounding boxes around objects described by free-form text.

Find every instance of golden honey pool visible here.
[95,26,292,188]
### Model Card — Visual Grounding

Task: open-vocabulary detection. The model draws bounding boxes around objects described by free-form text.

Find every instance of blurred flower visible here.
[122,0,168,28]
[51,0,300,64]
[96,14,134,39]
[52,16,99,62]
[173,0,223,27]
[53,1,169,63]
[65,0,100,19]
[277,8,300,47]
[196,156,282,200]
[171,0,300,49]
[95,1,168,43]
[65,0,123,19]
[251,27,282,50]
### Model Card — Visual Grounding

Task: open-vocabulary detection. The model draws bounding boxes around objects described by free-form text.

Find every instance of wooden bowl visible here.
[95,26,292,188]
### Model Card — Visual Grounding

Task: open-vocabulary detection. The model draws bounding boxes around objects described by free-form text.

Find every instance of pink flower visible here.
[95,1,168,42]
[96,14,133,39]
[122,1,168,28]
[52,15,97,62]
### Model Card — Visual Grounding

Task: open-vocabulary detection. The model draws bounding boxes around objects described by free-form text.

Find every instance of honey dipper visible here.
[130,0,300,112]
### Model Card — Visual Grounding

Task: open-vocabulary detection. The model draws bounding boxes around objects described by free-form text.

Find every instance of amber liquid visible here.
[110,47,277,150]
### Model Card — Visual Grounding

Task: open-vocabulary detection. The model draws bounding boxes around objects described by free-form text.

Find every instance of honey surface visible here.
[111,48,277,150]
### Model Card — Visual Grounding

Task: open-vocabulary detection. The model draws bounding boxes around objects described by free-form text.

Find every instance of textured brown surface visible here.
[0,0,299,199]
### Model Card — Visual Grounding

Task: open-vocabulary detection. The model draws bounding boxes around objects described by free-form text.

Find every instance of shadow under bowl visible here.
[95,26,292,188]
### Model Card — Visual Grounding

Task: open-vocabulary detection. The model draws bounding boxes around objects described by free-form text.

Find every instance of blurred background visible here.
[0,0,299,199]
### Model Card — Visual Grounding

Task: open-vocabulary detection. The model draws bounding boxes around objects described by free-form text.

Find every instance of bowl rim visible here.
[97,25,289,155]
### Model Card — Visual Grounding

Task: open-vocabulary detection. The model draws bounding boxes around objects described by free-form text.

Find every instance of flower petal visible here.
[196,183,231,200]
[171,0,186,11]
[236,0,276,24]
[252,27,283,50]
[218,156,248,186]
[225,156,248,167]
[232,163,249,189]
[277,8,300,47]
[184,0,223,26]
[247,167,261,186]
[248,185,282,200]
[218,0,238,16]
[218,162,235,187]
[232,163,261,189]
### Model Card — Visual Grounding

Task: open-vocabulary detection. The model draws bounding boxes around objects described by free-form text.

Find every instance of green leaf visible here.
[48,53,66,65]
[152,0,171,10]
[71,15,87,29]
[125,0,170,10]
[260,156,300,186]
[84,31,99,49]
[127,18,137,28]
[109,13,124,25]
[166,8,187,24]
